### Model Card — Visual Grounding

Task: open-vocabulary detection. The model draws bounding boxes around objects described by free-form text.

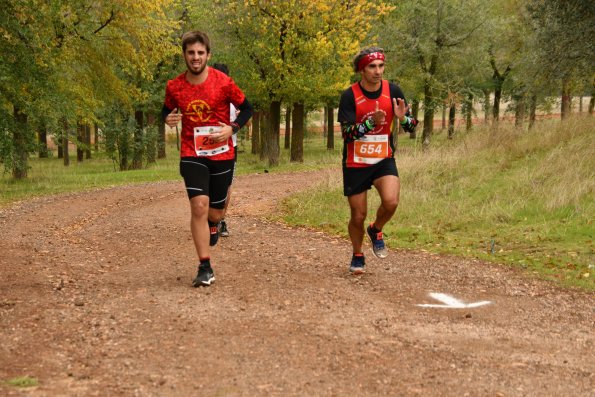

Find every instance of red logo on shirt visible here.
[186,100,213,123]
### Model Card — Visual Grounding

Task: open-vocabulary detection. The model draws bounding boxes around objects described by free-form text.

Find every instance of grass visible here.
[281,117,594,290]
[4,376,39,388]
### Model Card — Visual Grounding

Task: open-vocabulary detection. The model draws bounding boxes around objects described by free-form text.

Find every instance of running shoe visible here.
[209,225,219,246]
[192,262,215,287]
[349,254,366,274]
[367,224,388,258]
[218,219,230,237]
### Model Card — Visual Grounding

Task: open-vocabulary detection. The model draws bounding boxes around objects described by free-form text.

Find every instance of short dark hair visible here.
[212,63,229,76]
[353,46,384,72]
[181,30,211,53]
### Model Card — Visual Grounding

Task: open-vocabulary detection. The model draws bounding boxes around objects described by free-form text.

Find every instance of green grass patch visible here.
[281,117,594,290]
[4,376,39,388]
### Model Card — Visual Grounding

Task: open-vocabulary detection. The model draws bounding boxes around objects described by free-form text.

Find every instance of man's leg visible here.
[189,195,215,287]
[347,191,368,274]
[371,175,400,230]
[219,186,232,237]
[189,195,211,259]
[366,175,399,258]
[347,191,368,254]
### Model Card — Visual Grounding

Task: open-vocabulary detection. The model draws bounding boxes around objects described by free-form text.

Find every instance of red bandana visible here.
[357,52,385,71]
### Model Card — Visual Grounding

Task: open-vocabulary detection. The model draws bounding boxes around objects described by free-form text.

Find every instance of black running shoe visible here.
[367,224,388,258]
[209,225,219,246]
[218,220,230,237]
[192,263,215,287]
[349,254,366,274]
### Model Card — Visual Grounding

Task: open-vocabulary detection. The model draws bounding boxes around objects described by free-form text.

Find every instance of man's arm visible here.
[390,84,417,133]
[338,88,377,143]
[230,98,253,133]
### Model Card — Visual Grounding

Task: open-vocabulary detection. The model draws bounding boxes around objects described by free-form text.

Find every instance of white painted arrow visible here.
[416,292,492,309]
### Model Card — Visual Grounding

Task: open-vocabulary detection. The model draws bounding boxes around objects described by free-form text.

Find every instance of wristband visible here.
[364,118,375,130]
[400,116,409,125]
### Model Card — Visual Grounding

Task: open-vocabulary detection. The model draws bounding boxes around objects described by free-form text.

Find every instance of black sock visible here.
[370,223,381,233]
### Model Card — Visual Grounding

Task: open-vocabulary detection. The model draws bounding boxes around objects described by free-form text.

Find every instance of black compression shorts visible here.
[342,157,399,196]
[180,157,235,209]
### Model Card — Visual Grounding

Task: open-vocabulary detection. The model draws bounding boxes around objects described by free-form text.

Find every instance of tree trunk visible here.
[326,105,334,150]
[131,109,144,169]
[493,84,502,124]
[447,103,456,139]
[561,77,571,120]
[158,115,166,159]
[93,123,99,152]
[146,113,156,164]
[514,92,526,128]
[38,126,48,158]
[12,107,28,179]
[62,119,70,167]
[483,89,491,123]
[322,107,327,138]
[265,101,281,166]
[579,96,583,113]
[529,94,537,130]
[284,105,291,150]
[422,83,434,149]
[290,103,304,162]
[76,122,84,162]
[441,103,446,130]
[410,99,419,139]
[259,110,269,161]
[251,110,260,155]
[85,124,91,159]
[464,93,473,131]
[490,60,510,125]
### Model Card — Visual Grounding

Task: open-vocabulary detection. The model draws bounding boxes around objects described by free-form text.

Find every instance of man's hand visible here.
[165,108,181,128]
[371,101,386,126]
[392,98,408,122]
[209,122,233,143]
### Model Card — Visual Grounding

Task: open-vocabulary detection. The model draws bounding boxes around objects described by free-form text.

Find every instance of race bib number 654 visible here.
[354,135,389,165]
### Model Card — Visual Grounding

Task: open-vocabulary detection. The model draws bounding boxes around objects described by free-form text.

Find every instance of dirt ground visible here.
[0,169,593,396]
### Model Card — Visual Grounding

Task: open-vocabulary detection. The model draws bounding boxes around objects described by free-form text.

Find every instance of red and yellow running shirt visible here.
[164,68,246,160]
[344,80,394,168]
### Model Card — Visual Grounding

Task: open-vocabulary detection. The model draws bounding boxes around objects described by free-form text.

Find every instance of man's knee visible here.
[350,209,367,226]
[190,196,209,218]
[382,196,399,212]
[208,208,225,223]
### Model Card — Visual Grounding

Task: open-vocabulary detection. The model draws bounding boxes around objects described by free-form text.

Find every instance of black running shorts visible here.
[342,157,399,196]
[180,157,235,209]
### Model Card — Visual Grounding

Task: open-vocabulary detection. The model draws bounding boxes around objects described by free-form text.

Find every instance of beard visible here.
[186,59,207,76]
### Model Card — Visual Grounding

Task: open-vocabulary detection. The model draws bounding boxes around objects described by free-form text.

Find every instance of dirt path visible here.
[0,169,593,396]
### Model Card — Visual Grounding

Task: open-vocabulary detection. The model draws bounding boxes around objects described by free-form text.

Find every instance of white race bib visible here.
[353,134,389,165]
[194,126,230,157]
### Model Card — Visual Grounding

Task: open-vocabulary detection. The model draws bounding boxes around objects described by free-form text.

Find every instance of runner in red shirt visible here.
[338,46,417,274]
[163,31,253,286]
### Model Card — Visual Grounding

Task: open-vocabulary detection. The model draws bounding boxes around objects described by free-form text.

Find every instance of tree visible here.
[384,0,487,148]
[526,0,595,120]
[0,0,179,178]
[206,0,392,165]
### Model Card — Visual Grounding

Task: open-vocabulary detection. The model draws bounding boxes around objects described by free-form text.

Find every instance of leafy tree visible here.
[525,0,595,119]
[384,0,487,148]
[0,0,178,178]
[201,0,392,165]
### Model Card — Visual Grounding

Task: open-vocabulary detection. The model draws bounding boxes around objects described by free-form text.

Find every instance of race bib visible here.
[194,126,230,157]
[353,134,389,165]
